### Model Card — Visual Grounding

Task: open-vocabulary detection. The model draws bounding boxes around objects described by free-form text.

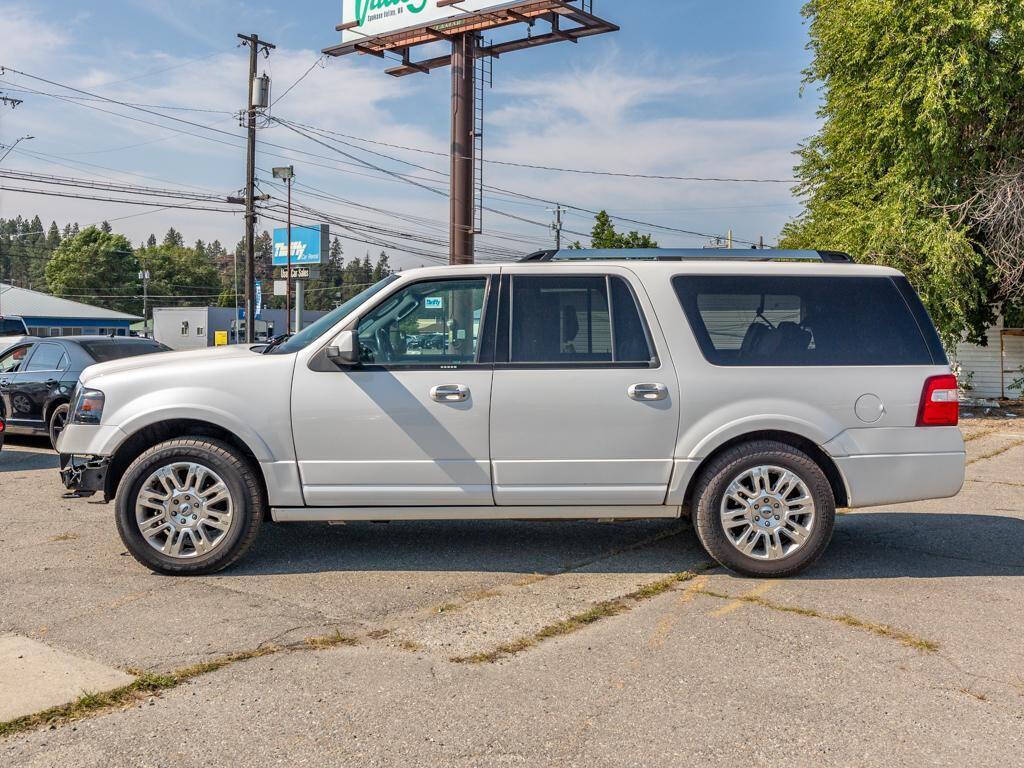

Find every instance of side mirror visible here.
[326,330,358,366]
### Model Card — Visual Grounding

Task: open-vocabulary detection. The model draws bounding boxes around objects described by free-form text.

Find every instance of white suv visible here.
[58,250,965,577]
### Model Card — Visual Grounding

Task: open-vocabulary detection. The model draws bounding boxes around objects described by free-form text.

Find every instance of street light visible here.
[272,165,295,334]
[0,135,34,165]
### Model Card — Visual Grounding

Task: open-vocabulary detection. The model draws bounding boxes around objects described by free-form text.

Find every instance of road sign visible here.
[214,330,229,346]
[273,224,329,267]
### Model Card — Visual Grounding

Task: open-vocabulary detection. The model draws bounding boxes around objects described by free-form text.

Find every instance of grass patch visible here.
[967,438,1024,465]
[696,588,938,652]
[0,631,359,740]
[50,532,80,542]
[451,566,715,664]
[398,640,425,652]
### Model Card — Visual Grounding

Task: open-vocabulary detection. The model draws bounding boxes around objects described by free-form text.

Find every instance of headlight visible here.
[71,388,105,425]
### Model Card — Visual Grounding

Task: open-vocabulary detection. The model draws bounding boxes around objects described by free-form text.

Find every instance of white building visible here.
[954,316,1024,400]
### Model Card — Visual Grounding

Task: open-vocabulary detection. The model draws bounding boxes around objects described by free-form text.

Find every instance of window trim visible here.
[345,275,495,372]
[498,273,660,370]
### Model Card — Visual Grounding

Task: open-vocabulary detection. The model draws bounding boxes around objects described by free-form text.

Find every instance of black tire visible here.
[48,403,70,450]
[691,440,835,578]
[115,437,264,575]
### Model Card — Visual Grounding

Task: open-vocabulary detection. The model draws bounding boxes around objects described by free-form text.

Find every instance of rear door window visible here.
[673,275,943,366]
[25,343,67,372]
[508,275,655,365]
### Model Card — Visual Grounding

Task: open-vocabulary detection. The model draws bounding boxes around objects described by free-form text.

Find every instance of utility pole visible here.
[549,204,564,249]
[449,32,477,265]
[237,33,275,342]
[138,270,151,337]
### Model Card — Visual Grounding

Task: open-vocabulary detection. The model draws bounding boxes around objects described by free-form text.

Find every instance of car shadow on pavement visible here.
[225,512,1024,579]
[231,519,703,577]
[0,448,59,472]
[802,512,1024,579]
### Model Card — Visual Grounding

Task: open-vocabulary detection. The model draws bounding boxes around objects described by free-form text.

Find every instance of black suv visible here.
[0,337,169,448]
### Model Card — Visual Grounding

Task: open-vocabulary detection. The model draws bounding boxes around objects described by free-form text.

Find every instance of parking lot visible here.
[1,411,1022,768]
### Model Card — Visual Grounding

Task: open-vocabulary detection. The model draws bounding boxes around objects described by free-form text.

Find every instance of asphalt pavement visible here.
[1,419,1022,767]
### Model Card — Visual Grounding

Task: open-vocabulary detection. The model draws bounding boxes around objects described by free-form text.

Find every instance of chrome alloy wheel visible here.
[134,462,234,559]
[719,465,816,561]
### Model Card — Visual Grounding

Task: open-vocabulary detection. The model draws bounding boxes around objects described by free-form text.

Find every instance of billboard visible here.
[340,1,534,45]
[273,224,329,267]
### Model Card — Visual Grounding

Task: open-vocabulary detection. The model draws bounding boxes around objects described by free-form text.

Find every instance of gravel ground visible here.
[1,414,1022,767]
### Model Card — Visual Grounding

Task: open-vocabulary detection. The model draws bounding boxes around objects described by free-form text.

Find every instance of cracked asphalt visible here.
[1,416,1022,767]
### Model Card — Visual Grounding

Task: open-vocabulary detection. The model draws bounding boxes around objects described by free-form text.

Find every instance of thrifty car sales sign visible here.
[341,0,522,43]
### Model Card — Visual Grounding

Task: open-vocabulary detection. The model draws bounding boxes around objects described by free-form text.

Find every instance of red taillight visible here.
[0,419,4,433]
[917,375,959,427]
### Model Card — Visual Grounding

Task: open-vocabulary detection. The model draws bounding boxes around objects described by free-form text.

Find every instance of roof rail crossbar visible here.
[518,249,853,263]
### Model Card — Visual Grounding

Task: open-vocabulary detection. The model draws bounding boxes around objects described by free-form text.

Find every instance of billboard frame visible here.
[324,1,618,77]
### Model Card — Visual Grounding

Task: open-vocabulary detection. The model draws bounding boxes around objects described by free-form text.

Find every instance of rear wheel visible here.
[115,438,264,575]
[692,440,835,577]
[48,403,69,450]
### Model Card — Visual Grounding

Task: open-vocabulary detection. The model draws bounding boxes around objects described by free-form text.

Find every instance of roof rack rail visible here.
[518,248,853,264]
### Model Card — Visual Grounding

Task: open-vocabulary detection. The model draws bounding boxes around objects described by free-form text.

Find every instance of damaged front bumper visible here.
[59,454,111,498]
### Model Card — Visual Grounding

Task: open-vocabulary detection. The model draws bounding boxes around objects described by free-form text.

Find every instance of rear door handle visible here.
[431,384,470,403]
[628,383,668,402]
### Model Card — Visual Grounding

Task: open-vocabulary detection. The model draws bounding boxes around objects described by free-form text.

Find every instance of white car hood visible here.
[81,344,261,385]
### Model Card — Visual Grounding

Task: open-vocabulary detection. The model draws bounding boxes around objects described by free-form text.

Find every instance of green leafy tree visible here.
[570,210,658,249]
[781,0,1024,346]
[137,239,220,308]
[45,227,140,314]
[372,251,392,282]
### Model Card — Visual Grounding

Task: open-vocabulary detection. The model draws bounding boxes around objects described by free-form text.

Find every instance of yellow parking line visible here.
[710,582,774,618]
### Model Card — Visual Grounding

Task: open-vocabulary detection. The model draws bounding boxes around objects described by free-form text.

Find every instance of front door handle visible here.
[431,384,470,403]
[628,383,668,402]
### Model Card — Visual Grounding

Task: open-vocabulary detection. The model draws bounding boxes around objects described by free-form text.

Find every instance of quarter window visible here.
[673,275,941,366]
[509,275,654,365]
[357,278,488,366]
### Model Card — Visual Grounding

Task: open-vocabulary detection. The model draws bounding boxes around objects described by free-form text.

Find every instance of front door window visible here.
[357,278,488,366]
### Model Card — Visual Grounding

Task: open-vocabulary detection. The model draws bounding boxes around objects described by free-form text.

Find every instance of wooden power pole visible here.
[237,33,275,342]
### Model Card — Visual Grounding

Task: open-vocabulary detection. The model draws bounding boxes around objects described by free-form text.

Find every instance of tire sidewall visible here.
[115,441,256,574]
[48,403,69,450]
[694,442,835,578]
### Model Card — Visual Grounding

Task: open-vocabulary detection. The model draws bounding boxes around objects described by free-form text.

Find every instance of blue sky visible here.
[0,0,817,267]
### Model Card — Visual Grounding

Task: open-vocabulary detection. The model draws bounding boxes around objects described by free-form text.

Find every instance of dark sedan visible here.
[0,337,169,448]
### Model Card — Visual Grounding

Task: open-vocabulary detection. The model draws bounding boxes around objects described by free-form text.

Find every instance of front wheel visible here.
[692,440,835,578]
[115,438,264,575]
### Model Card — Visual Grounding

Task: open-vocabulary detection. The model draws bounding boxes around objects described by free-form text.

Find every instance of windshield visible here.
[267,275,400,355]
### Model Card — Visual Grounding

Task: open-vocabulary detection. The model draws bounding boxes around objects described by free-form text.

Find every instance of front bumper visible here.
[59,454,111,498]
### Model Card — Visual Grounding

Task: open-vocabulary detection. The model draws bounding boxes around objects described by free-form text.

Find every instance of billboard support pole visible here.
[450,32,476,265]
[296,279,305,333]
[286,174,292,334]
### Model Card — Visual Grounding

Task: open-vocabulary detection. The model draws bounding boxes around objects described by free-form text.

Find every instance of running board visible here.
[271,506,680,522]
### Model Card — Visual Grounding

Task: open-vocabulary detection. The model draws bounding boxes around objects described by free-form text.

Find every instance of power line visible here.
[270,56,326,108]
[279,118,797,183]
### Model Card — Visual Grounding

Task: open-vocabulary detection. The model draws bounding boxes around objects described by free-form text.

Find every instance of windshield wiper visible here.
[261,333,293,354]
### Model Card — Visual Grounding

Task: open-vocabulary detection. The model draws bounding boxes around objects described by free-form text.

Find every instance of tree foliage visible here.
[45,227,139,314]
[570,210,658,250]
[782,0,1024,346]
